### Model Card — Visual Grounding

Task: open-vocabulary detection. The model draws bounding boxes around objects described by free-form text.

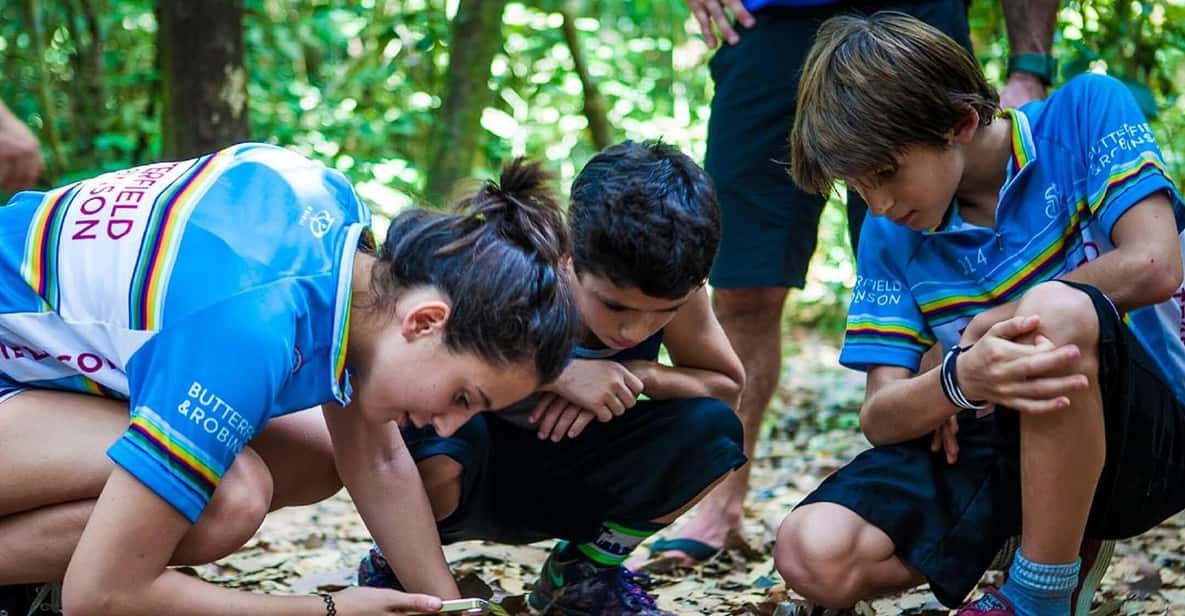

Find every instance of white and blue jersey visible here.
[0,143,370,522]
[842,74,1185,403]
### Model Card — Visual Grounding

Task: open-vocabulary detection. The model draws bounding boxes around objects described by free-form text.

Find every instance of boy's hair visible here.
[569,140,720,300]
[790,12,999,194]
[371,158,578,384]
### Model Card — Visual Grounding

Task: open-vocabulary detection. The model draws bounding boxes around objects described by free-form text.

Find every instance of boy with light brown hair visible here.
[778,12,1185,616]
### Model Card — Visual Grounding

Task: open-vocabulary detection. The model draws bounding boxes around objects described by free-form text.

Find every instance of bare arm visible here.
[0,98,44,192]
[963,192,1181,341]
[626,287,745,409]
[63,468,441,616]
[323,402,459,599]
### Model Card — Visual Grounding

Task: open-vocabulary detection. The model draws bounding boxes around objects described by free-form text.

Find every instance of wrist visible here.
[319,593,337,616]
[942,345,989,410]
[1007,53,1057,86]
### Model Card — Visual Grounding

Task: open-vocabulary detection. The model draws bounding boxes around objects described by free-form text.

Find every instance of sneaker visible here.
[528,548,674,615]
[0,582,63,616]
[956,587,1015,616]
[357,545,405,591]
[1072,538,1115,616]
[988,536,1115,616]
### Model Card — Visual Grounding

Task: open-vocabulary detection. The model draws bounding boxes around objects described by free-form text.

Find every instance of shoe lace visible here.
[26,583,62,616]
[612,568,657,610]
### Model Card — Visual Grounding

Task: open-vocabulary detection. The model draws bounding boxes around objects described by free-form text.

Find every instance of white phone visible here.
[413,597,490,615]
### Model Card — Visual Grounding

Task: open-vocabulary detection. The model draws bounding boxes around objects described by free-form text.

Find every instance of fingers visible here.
[942,416,959,464]
[567,410,597,439]
[535,395,568,439]
[704,0,740,45]
[992,343,1082,383]
[623,370,644,397]
[985,314,1041,341]
[530,393,558,424]
[691,5,717,48]
[994,374,1089,410]
[547,404,583,442]
[723,0,755,28]
[388,591,444,613]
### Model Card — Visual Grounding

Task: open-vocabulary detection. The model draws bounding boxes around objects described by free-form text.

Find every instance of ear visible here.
[401,300,450,341]
[948,105,981,145]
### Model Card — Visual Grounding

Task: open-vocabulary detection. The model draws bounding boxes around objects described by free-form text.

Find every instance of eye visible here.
[454,392,470,409]
[603,301,628,313]
[875,166,896,181]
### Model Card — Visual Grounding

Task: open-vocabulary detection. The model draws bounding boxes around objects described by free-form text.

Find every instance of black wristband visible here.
[940,344,990,410]
[319,593,337,616]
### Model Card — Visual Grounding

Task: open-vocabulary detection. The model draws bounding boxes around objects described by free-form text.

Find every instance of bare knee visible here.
[417,455,463,522]
[775,504,886,608]
[175,447,272,565]
[1016,282,1099,366]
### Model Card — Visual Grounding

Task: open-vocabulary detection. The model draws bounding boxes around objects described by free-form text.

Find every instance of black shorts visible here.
[402,397,747,545]
[798,282,1185,607]
[706,0,973,288]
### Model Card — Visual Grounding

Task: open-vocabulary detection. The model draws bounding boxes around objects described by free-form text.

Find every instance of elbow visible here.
[1144,256,1184,304]
[722,369,746,411]
[858,405,892,447]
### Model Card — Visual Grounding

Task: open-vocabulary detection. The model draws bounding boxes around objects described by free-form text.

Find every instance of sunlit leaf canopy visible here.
[2,0,1183,327]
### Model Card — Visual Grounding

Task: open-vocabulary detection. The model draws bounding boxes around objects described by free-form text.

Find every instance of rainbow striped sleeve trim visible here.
[21,185,79,311]
[1087,150,1169,217]
[128,149,237,331]
[846,314,935,351]
[329,223,367,405]
[123,406,225,505]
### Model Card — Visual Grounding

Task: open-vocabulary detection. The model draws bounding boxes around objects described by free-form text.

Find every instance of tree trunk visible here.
[23,0,67,182]
[64,0,104,168]
[424,0,508,206]
[157,0,249,159]
[560,4,611,151]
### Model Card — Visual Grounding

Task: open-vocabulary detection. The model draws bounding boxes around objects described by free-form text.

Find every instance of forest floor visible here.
[197,329,1185,615]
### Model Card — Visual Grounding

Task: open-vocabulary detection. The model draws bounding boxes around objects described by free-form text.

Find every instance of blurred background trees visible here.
[3,0,1182,331]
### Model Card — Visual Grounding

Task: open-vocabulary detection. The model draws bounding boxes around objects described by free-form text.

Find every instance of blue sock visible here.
[999,550,1080,616]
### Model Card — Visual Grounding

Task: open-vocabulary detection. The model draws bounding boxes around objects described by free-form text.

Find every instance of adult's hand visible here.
[0,101,43,192]
[685,0,755,48]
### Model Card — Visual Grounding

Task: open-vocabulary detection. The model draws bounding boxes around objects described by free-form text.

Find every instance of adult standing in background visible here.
[0,98,44,193]
[640,0,1059,565]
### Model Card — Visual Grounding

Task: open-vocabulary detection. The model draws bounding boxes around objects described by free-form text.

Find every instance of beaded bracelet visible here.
[319,592,337,616]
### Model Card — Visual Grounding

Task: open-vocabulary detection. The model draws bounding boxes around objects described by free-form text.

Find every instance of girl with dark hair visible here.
[0,143,577,616]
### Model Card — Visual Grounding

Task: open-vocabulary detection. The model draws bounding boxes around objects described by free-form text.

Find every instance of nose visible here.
[620,319,658,347]
[432,412,473,438]
[860,188,893,218]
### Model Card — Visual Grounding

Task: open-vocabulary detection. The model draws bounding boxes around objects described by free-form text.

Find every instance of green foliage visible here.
[2,0,1184,334]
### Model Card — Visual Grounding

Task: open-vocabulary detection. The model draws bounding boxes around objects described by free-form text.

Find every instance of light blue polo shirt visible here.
[841,74,1185,404]
[0,143,370,521]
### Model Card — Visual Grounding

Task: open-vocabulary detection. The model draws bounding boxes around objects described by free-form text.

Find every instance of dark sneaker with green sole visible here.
[528,547,674,616]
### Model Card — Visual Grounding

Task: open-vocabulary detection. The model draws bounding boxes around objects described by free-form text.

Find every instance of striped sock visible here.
[999,550,1080,616]
[566,520,666,567]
